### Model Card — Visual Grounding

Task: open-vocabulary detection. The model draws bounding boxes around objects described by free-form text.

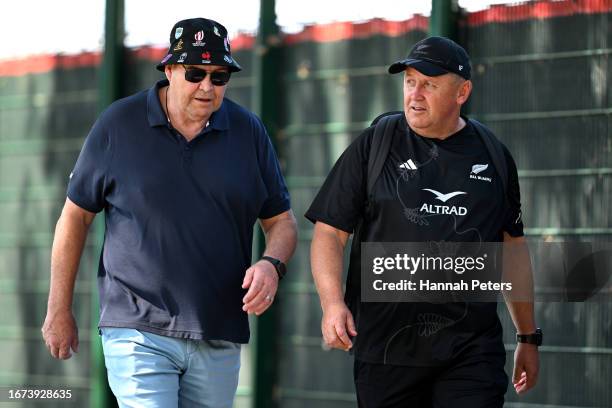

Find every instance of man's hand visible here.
[321,301,357,351]
[41,310,79,360]
[513,342,539,394]
[242,260,279,315]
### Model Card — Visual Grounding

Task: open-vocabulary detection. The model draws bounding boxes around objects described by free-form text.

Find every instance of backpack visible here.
[344,112,509,314]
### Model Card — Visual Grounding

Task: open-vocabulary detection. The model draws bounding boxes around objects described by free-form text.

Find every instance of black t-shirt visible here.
[305,116,524,366]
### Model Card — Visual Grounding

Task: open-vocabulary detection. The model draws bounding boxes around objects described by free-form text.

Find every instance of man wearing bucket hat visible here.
[306,36,540,407]
[42,17,297,407]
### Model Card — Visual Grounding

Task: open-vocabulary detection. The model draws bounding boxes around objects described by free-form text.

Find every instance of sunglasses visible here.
[183,66,231,86]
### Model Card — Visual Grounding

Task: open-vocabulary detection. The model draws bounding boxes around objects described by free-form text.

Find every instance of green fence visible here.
[0,1,610,407]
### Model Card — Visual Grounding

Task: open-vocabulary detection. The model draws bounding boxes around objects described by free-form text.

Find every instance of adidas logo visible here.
[399,159,418,170]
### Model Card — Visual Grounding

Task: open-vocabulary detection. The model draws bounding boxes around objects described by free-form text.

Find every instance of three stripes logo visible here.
[399,159,418,170]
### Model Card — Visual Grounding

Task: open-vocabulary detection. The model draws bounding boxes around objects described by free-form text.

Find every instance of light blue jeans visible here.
[101,328,241,408]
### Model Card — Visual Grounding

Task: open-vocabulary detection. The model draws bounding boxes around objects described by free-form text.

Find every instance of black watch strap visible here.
[261,256,287,280]
[517,328,543,346]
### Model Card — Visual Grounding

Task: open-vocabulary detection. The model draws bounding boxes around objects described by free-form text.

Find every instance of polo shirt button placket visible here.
[182,144,192,164]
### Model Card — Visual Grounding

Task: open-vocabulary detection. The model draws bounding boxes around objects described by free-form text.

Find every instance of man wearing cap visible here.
[306,36,539,407]
[42,18,297,407]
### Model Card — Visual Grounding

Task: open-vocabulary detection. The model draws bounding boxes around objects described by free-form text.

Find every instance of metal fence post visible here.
[430,0,459,38]
[252,1,281,407]
[92,0,124,407]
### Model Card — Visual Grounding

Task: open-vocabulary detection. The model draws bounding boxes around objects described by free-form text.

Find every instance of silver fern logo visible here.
[471,163,488,174]
[383,306,469,364]
[470,163,492,182]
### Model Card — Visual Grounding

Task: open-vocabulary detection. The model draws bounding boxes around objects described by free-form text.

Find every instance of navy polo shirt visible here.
[67,79,290,343]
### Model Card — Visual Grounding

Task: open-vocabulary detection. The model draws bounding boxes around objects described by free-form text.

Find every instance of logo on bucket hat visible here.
[388,36,471,80]
[173,39,184,51]
[156,17,242,73]
[193,30,206,47]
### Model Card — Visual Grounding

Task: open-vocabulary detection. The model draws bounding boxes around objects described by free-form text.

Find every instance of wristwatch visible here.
[261,256,287,280]
[516,328,543,346]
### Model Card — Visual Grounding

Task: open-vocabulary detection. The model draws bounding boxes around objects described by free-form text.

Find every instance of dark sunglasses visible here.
[183,66,231,86]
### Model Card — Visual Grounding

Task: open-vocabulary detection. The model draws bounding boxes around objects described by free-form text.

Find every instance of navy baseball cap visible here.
[388,36,471,80]
[156,18,242,72]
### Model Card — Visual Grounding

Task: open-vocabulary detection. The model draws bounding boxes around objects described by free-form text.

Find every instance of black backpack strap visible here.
[367,112,403,196]
[469,118,508,195]
[346,112,401,321]
[370,110,403,127]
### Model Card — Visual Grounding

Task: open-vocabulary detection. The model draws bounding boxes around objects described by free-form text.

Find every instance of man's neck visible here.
[410,115,466,140]
[170,115,209,142]
[160,86,210,141]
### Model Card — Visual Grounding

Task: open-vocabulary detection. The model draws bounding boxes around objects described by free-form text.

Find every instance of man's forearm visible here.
[503,233,536,333]
[262,215,297,264]
[311,225,347,308]
[505,301,536,334]
[47,211,91,312]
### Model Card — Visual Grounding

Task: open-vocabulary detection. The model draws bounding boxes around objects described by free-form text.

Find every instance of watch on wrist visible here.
[516,328,543,346]
[261,256,287,280]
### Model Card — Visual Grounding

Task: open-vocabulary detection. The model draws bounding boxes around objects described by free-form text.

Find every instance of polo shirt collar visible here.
[208,96,229,131]
[147,80,169,127]
[147,79,229,131]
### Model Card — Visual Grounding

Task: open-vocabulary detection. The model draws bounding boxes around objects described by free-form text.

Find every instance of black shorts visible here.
[354,352,508,408]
